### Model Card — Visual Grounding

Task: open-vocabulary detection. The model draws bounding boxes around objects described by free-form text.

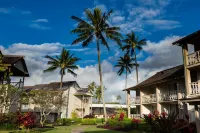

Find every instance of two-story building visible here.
[0,50,29,113]
[124,30,200,132]
[23,81,92,122]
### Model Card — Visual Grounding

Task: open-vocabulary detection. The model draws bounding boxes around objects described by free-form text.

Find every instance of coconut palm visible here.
[71,8,122,121]
[44,48,80,89]
[122,31,146,84]
[115,55,136,90]
[88,82,97,115]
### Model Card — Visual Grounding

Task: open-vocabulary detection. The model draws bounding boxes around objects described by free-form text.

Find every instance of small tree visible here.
[116,95,122,104]
[29,90,66,127]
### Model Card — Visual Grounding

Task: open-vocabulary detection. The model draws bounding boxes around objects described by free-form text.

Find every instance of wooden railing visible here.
[142,94,156,103]
[131,96,140,105]
[188,50,200,66]
[191,81,200,95]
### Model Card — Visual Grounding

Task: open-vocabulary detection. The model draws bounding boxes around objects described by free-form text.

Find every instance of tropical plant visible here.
[71,8,122,121]
[116,95,122,103]
[115,55,135,90]
[122,31,146,84]
[43,48,80,90]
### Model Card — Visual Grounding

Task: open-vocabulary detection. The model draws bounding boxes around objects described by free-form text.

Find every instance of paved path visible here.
[71,125,89,133]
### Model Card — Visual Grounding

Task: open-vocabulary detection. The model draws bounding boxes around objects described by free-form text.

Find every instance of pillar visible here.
[182,44,191,96]
[127,90,131,118]
[156,85,161,113]
[194,104,200,133]
[140,90,143,116]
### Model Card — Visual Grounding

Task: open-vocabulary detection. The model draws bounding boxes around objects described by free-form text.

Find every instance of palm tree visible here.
[71,8,122,121]
[115,55,136,90]
[88,82,97,115]
[116,95,122,103]
[43,48,80,118]
[43,48,80,90]
[122,31,146,84]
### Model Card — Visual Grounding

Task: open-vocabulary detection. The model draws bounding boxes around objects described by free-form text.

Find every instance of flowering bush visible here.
[17,112,36,129]
[132,118,142,129]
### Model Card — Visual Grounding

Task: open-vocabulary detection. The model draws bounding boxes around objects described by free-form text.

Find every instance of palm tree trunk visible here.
[134,52,139,84]
[97,39,107,122]
[58,72,63,118]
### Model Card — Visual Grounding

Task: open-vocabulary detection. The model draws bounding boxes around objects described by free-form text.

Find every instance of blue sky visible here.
[0,0,199,102]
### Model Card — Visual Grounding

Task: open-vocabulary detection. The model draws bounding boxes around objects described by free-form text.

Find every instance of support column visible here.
[127,90,131,118]
[182,44,191,97]
[156,85,161,113]
[194,104,200,133]
[140,90,143,116]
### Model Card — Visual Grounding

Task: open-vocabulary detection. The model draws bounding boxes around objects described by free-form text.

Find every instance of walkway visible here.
[71,125,89,133]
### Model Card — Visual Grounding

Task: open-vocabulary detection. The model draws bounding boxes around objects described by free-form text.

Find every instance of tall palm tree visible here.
[43,48,80,118]
[71,8,122,121]
[122,31,146,84]
[115,55,136,91]
[88,82,97,115]
[43,48,80,90]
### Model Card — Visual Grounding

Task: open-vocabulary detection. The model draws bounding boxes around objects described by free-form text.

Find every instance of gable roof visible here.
[24,81,80,91]
[74,87,92,96]
[0,52,29,77]
[172,30,200,46]
[124,65,184,91]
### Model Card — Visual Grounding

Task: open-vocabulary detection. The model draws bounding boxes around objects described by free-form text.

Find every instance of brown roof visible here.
[24,81,80,91]
[124,65,184,91]
[172,30,200,46]
[2,55,24,64]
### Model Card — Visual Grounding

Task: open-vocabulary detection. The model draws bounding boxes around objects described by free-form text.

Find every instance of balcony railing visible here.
[142,94,156,103]
[159,90,178,102]
[188,50,200,66]
[190,81,200,95]
[131,96,140,105]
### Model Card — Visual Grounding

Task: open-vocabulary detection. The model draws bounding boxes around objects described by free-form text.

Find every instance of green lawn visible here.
[84,126,125,133]
[0,125,147,133]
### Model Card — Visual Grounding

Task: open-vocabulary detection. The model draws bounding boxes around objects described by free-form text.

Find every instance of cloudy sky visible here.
[0,0,199,103]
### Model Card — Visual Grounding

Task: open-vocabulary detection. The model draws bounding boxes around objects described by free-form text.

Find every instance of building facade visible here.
[125,30,200,132]
[23,81,91,122]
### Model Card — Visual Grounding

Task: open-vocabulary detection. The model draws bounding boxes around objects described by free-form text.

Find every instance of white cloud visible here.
[29,23,51,30]
[0,35,184,103]
[0,7,31,15]
[34,19,49,23]
[146,20,181,30]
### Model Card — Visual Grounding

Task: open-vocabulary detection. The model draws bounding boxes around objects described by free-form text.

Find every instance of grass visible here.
[84,125,124,133]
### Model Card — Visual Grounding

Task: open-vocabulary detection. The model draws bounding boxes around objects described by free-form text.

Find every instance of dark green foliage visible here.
[0,113,18,130]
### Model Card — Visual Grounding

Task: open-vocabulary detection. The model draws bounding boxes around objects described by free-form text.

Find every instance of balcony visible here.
[187,50,200,68]
[190,81,200,95]
[159,90,178,102]
[142,94,156,104]
[131,96,140,105]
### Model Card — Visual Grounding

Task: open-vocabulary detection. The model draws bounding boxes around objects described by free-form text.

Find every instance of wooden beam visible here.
[127,90,131,118]
[194,104,200,133]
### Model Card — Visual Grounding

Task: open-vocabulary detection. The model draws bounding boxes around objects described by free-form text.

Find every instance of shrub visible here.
[55,118,71,126]
[71,118,82,124]
[71,110,79,119]
[17,112,36,129]
[82,118,96,125]
[0,112,18,130]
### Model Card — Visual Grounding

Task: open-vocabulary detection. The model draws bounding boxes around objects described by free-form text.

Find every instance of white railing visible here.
[159,90,178,102]
[142,94,156,103]
[188,50,200,66]
[131,96,140,105]
[191,81,200,95]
